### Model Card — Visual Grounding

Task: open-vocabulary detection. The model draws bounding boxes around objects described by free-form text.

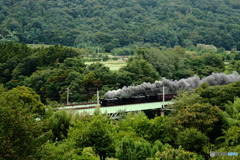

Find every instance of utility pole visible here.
[97,88,100,106]
[66,87,70,105]
[161,85,165,116]
[163,85,165,103]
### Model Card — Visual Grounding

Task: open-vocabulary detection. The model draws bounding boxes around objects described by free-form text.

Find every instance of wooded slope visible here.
[1,0,240,51]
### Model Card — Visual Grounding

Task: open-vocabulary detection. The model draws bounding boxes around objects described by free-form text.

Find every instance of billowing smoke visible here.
[104,71,240,98]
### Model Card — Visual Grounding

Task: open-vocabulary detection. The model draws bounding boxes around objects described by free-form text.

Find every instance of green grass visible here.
[27,44,127,70]
[85,60,127,71]
[27,44,54,48]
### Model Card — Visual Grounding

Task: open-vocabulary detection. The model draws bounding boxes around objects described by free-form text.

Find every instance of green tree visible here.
[134,138,151,160]
[116,137,136,160]
[144,26,178,48]
[10,85,45,117]
[196,81,240,107]
[37,140,81,160]
[59,57,86,73]
[167,92,225,143]
[50,110,72,142]
[70,113,115,160]
[38,45,80,66]
[136,47,192,80]
[174,45,186,55]
[12,54,39,78]
[119,58,160,84]
[155,148,203,160]
[115,71,135,88]
[148,116,168,143]
[116,112,151,140]
[171,103,221,134]
[220,126,240,147]
[176,128,209,154]
[84,62,113,87]
[28,68,70,103]
[81,72,101,92]
[187,53,225,77]
[151,140,164,157]
[116,137,151,160]
[0,84,44,159]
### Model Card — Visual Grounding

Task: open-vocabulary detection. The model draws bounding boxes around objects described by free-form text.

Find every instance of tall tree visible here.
[69,112,115,160]
[119,58,160,84]
[176,128,209,154]
[0,84,44,159]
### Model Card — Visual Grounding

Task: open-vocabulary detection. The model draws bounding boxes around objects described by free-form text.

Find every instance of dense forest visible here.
[1,0,240,51]
[1,42,240,103]
[1,81,240,160]
[1,0,240,159]
[1,42,240,159]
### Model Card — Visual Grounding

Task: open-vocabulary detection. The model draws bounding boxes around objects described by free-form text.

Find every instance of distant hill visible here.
[0,0,240,51]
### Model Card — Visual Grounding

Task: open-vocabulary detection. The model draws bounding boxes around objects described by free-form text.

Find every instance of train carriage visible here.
[100,93,178,106]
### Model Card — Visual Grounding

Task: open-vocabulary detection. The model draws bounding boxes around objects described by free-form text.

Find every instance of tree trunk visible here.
[99,153,106,160]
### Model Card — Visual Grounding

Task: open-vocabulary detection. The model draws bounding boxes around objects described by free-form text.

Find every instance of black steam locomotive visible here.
[100,93,177,106]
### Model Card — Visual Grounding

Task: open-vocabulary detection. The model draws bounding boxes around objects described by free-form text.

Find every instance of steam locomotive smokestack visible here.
[104,71,240,98]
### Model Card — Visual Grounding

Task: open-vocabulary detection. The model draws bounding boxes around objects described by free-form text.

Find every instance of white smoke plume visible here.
[104,71,240,98]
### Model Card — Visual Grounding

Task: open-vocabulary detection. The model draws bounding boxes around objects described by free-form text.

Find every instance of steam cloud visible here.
[104,71,240,98]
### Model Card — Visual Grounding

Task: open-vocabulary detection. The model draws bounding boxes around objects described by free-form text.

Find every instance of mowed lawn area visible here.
[85,60,127,71]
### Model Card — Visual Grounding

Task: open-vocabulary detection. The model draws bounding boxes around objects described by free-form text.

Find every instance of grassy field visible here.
[85,60,127,71]
[27,44,127,70]
[27,44,54,48]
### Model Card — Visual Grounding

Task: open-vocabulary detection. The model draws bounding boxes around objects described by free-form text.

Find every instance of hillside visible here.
[0,0,240,51]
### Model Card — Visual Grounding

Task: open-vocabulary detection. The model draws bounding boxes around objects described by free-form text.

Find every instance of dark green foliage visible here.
[37,140,82,160]
[119,58,160,84]
[0,43,81,89]
[135,47,193,80]
[112,48,134,56]
[37,44,80,66]
[50,110,72,142]
[170,103,221,135]
[116,137,136,160]
[12,54,39,77]
[196,81,240,107]
[221,97,240,127]
[1,0,240,50]
[134,139,151,160]
[10,86,46,117]
[176,128,209,154]
[151,140,165,157]
[0,42,33,84]
[59,57,86,73]
[156,148,203,160]
[166,92,226,145]
[187,53,225,78]
[116,137,151,160]
[80,114,115,160]
[116,112,151,140]
[0,42,32,63]
[2,82,240,159]
[0,84,44,159]
[25,68,70,103]
[148,116,168,143]
[221,126,240,146]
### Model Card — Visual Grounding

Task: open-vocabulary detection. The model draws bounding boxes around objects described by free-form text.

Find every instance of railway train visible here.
[100,93,177,106]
